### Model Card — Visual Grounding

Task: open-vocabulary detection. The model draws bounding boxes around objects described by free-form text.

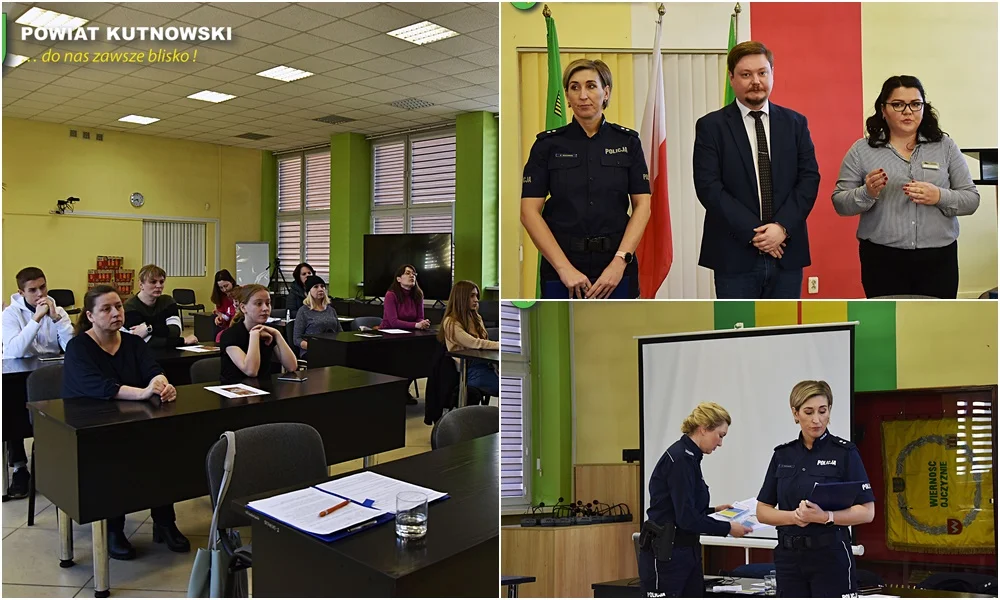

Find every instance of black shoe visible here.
[7,468,29,500]
[152,523,190,553]
[108,530,136,561]
[406,394,418,406]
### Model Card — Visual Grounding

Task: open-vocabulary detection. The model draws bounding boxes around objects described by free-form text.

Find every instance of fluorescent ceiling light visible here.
[118,115,160,125]
[387,21,458,46]
[257,65,313,82]
[16,7,88,29]
[187,90,236,103]
[4,54,30,68]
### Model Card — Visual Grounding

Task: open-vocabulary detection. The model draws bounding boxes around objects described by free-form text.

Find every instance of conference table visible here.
[591,577,997,598]
[238,434,499,597]
[28,366,409,598]
[306,329,440,381]
[450,348,500,407]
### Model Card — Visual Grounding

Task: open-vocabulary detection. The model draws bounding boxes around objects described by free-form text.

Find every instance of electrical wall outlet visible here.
[808,276,819,294]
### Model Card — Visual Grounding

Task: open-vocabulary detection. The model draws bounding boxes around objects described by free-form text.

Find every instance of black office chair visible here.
[351,316,382,331]
[190,357,222,384]
[172,288,205,327]
[486,327,499,341]
[478,300,499,328]
[430,405,499,449]
[204,423,328,577]
[48,289,81,316]
[918,573,996,595]
[25,364,65,526]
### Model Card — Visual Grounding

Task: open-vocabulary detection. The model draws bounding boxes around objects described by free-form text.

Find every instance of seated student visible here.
[380,264,431,330]
[1,267,75,499]
[124,264,198,347]
[293,275,342,358]
[211,269,237,343]
[439,281,499,399]
[62,285,189,560]
[219,284,298,384]
[287,262,314,319]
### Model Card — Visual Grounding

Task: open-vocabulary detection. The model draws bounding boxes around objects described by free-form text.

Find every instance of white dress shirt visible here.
[736,98,771,218]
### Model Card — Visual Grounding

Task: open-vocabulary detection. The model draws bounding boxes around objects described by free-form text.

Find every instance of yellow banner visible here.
[881,419,994,553]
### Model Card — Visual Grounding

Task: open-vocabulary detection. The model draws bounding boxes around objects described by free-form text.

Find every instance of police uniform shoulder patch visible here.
[830,435,857,450]
[609,122,639,137]
[537,124,571,139]
[773,439,797,451]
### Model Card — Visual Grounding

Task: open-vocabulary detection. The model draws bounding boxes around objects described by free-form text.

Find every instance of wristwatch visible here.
[615,251,634,265]
[825,511,835,526]
[146,324,153,336]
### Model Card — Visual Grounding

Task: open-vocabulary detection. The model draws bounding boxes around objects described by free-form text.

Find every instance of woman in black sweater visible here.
[62,285,190,561]
[286,262,314,319]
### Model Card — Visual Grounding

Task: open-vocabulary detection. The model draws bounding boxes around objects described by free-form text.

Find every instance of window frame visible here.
[501,301,532,511]
[276,149,331,282]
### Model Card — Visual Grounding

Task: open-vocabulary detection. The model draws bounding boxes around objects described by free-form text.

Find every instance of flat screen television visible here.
[363,233,453,301]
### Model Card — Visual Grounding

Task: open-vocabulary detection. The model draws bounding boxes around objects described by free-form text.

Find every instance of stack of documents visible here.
[709,497,776,536]
[247,472,447,542]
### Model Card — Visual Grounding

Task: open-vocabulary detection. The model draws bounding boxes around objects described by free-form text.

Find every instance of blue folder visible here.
[542,276,632,299]
[808,481,866,512]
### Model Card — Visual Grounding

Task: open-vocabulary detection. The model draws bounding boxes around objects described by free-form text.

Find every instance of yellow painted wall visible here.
[2,118,262,308]
[895,301,998,389]
[500,2,635,298]
[861,2,998,297]
[572,301,715,464]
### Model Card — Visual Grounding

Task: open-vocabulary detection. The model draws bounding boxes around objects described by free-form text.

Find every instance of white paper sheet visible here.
[316,471,446,513]
[378,329,412,335]
[204,383,269,399]
[178,345,219,353]
[247,487,382,535]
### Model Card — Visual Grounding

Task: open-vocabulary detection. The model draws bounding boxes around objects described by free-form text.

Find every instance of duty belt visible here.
[779,530,845,550]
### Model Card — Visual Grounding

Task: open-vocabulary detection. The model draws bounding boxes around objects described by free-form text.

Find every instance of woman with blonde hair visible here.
[292,275,342,357]
[520,58,652,299]
[438,280,498,398]
[639,402,751,596]
[219,284,298,384]
[756,380,875,597]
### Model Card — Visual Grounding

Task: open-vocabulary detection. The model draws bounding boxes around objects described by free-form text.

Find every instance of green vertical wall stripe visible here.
[529,302,574,504]
[260,152,277,253]
[454,112,499,288]
[848,300,897,391]
[329,133,371,299]
[714,301,756,330]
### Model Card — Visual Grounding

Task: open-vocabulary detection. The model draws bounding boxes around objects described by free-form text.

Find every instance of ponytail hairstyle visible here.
[680,402,732,435]
[75,285,120,336]
[231,284,269,326]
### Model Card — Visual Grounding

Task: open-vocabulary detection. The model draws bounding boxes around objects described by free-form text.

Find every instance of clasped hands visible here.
[558,257,625,300]
[752,223,787,258]
[793,499,828,527]
[32,297,62,323]
[146,374,177,402]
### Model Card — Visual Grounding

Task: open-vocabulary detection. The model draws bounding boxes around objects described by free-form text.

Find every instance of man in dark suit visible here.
[693,41,820,299]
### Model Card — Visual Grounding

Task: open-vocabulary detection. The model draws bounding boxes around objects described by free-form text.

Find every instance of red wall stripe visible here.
[750,3,865,298]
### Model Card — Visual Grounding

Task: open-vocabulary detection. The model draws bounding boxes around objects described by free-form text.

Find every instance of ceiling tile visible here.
[16,60,79,77]
[134,2,201,19]
[216,55,279,75]
[357,90,406,104]
[326,65,379,84]
[197,35,267,55]
[449,85,495,100]
[4,69,62,85]
[302,89,352,104]
[462,49,498,68]
[386,46,450,67]
[345,5,424,32]
[359,74,408,91]
[317,45,378,65]
[354,56,410,75]
[285,55,344,76]
[233,19,299,44]
[182,47,239,67]
[348,33,414,56]
[309,20,379,45]
[426,33,494,58]
[175,4,255,28]
[453,68,497,85]
[388,66,439,84]
[466,27,499,46]
[244,45,308,67]
[129,67,185,83]
[261,4,337,31]
[431,6,498,34]
[424,74,476,92]
[208,2,285,19]
[396,3,468,20]
[2,77,47,93]
[445,99,490,111]
[228,74,286,90]
[274,32,342,55]
[186,65,246,84]
[424,58,480,76]
[305,3,379,19]
[99,5,174,27]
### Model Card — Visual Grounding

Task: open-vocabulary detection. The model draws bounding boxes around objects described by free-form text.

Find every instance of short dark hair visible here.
[75,285,120,335]
[15,267,46,291]
[563,59,613,109]
[865,75,945,148]
[138,264,167,283]
[727,41,774,76]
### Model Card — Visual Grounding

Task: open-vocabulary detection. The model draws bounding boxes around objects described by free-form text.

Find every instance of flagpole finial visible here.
[542,4,551,17]
[657,3,665,16]
[734,3,741,15]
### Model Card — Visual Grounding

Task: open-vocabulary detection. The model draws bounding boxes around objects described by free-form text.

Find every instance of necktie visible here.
[749,111,773,222]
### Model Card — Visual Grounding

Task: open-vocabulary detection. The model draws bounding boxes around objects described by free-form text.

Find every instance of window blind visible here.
[142,221,206,277]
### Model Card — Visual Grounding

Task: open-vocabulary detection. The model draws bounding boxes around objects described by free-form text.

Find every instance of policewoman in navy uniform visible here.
[521,58,652,299]
[639,403,752,597]
[756,380,876,597]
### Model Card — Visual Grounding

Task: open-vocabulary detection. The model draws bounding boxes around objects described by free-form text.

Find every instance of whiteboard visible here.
[235,242,270,287]
[639,323,855,539]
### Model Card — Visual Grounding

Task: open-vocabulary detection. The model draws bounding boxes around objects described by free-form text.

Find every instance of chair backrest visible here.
[486,327,499,341]
[205,422,328,530]
[48,289,76,308]
[352,316,382,330]
[172,288,196,305]
[190,357,222,384]
[632,532,640,570]
[478,300,499,326]
[26,364,65,403]
[431,405,499,449]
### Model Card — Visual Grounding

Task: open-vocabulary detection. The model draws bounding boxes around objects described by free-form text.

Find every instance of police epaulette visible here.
[609,122,639,137]
[537,124,571,139]
[773,439,797,451]
[831,435,856,450]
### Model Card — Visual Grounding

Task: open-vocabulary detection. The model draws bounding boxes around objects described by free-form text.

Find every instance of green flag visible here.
[536,13,565,297]
[723,13,736,105]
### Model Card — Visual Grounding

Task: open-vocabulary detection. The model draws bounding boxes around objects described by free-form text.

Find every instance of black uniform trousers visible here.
[540,250,640,298]
[638,544,703,598]
[859,239,959,298]
[775,529,857,597]
[109,504,176,533]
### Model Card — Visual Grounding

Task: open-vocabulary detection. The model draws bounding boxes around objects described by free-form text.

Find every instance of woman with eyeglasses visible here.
[832,75,979,298]
[380,264,430,330]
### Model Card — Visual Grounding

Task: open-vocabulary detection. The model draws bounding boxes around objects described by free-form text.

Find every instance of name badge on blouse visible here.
[922,161,940,170]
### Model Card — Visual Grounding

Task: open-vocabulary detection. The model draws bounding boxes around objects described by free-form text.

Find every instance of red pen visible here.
[318,499,350,518]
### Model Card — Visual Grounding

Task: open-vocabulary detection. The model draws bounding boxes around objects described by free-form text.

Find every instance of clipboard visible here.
[808,481,866,511]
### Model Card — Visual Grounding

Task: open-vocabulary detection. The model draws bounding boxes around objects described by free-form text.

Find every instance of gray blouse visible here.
[293,305,343,351]
[832,135,980,249]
